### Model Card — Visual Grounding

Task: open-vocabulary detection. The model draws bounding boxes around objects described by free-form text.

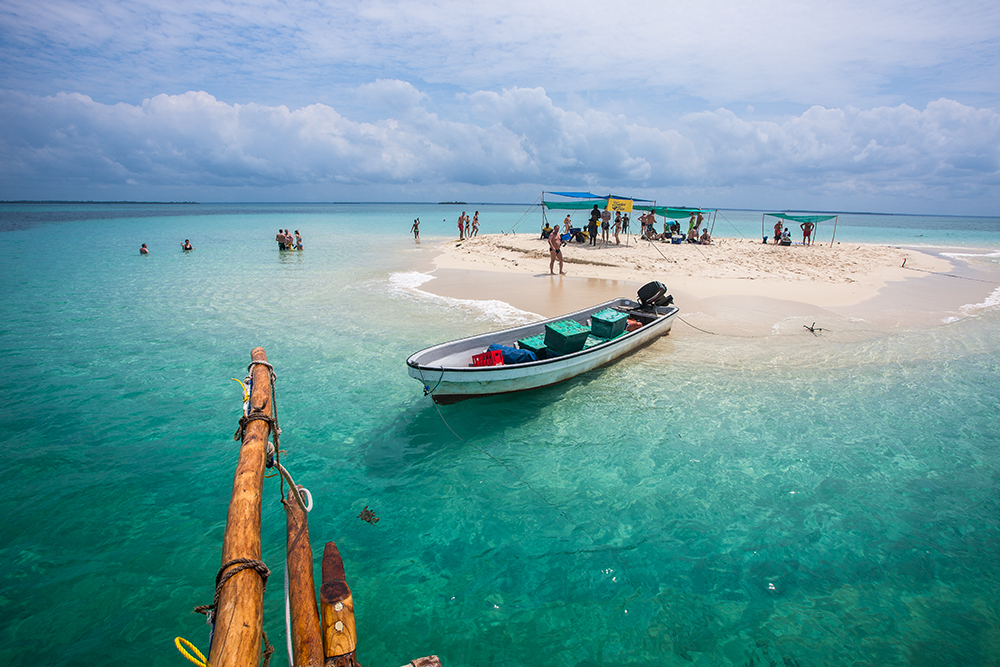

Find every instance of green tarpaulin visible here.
[764,213,838,224]
[543,200,607,210]
[645,206,712,219]
[544,201,713,217]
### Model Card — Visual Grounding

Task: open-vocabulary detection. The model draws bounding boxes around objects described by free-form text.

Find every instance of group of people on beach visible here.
[541,208,712,250]
[456,211,479,240]
[771,220,814,246]
[642,211,712,245]
[276,229,303,250]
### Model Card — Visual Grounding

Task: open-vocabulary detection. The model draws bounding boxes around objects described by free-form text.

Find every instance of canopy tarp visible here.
[546,191,603,199]
[764,213,838,224]
[542,192,655,211]
[644,206,714,218]
[543,200,607,210]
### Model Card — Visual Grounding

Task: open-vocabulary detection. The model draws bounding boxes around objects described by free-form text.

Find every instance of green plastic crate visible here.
[517,334,548,360]
[583,334,610,349]
[591,308,628,339]
[544,319,590,355]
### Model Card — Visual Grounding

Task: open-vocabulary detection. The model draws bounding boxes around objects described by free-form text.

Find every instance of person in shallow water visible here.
[140,243,149,255]
[276,228,286,250]
[180,239,193,250]
[294,230,303,249]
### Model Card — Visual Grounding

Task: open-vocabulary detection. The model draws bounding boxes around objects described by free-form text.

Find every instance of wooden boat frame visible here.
[407,297,679,403]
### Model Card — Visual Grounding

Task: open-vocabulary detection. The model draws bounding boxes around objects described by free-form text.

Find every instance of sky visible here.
[1,0,999,214]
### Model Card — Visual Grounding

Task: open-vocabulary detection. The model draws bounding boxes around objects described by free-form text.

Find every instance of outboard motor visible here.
[637,281,673,309]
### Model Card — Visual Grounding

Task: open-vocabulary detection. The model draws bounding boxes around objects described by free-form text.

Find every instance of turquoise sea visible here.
[1,202,999,667]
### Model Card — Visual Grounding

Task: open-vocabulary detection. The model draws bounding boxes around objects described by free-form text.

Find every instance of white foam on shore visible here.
[388,271,543,325]
[940,250,1000,260]
[944,284,1000,323]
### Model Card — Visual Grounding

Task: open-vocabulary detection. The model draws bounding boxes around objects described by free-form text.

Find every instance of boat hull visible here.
[407,298,678,403]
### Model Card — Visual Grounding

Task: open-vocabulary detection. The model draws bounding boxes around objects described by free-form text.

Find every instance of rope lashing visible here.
[234,411,278,442]
[233,359,280,445]
[193,557,272,620]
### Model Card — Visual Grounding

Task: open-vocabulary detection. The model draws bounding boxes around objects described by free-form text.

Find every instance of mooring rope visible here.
[901,260,994,283]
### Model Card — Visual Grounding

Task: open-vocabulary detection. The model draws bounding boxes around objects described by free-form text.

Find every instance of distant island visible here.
[438,201,468,205]
[1,200,199,204]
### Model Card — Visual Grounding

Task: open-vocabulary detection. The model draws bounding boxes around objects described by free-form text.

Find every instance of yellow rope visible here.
[174,637,207,667]
[231,377,249,403]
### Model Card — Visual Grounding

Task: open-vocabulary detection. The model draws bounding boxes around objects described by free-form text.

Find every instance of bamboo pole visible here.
[321,542,359,667]
[285,486,324,667]
[209,347,272,667]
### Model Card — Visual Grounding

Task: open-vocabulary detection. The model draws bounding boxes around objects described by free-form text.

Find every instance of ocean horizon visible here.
[1,202,998,667]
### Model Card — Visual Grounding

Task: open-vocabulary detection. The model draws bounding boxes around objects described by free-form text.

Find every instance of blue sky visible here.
[1,0,998,214]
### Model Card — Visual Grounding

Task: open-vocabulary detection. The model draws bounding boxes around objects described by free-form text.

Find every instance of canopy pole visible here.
[709,210,717,237]
[830,215,839,246]
[541,191,548,231]
[761,214,766,242]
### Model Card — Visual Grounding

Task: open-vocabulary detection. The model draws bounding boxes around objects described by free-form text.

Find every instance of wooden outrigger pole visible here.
[210,346,273,667]
[190,347,443,667]
[285,485,324,666]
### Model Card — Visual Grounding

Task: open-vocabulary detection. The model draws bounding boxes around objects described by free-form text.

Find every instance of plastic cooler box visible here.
[544,319,590,356]
[517,334,548,359]
[590,308,628,339]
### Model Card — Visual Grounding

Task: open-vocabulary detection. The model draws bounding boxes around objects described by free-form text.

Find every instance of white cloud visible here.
[1,87,997,211]
[2,0,998,111]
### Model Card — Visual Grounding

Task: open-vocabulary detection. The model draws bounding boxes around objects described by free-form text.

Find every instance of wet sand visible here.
[417,233,1000,333]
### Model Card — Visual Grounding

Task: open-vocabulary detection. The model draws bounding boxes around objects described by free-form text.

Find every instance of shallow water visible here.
[1,203,998,667]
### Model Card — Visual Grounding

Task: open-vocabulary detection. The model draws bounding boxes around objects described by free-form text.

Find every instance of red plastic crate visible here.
[471,349,504,367]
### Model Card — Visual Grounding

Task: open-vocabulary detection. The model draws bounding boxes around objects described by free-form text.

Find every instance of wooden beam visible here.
[321,542,359,667]
[285,486,324,667]
[209,347,272,667]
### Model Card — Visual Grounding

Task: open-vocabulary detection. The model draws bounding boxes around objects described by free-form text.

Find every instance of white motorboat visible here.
[406,282,678,403]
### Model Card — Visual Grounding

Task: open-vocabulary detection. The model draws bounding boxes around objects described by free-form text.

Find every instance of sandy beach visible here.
[422,232,998,333]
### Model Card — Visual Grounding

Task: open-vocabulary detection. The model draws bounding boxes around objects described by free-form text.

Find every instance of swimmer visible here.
[140,243,149,255]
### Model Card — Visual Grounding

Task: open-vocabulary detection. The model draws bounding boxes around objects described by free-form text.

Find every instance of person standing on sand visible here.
[457,214,465,240]
[801,221,814,245]
[549,224,565,275]
[472,211,480,237]
[462,211,470,238]
[773,221,783,244]
[622,213,630,237]
[613,212,621,245]
[588,205,600,246]
[411,218,420,241]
